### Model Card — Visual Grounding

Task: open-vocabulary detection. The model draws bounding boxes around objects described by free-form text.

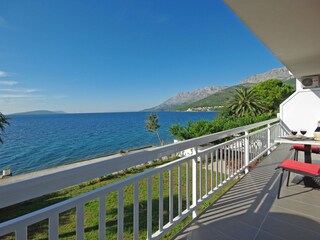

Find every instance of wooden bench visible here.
[276,159,320,199]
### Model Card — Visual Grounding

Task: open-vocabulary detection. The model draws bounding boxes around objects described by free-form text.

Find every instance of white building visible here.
[225,0,320,137]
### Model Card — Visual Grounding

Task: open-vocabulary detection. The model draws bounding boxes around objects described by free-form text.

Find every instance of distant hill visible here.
[144,67,295,112]
[143,86,226,111]
[11,110,66,116]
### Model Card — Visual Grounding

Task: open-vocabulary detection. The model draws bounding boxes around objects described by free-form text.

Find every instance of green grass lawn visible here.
[0,159,237,240]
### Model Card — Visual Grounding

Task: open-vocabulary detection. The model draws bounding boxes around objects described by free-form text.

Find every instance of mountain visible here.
[143,86,226,111]
[178,77,296,111]
[175,84,252,111]
[10,110,66,116]
[241,67,292,84]
[144,67,294,112]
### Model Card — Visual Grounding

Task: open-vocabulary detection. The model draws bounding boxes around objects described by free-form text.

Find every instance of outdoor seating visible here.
[276,159,320,199]
[290,144,320,160]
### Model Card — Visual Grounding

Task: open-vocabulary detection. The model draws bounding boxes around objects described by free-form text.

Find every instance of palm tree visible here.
[0,112,10,144]
[227,87,266,117]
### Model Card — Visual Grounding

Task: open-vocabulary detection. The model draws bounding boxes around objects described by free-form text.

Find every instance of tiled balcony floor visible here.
[174,144,320,240]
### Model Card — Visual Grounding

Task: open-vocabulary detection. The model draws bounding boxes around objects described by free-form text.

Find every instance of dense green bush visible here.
[169,113,271,140]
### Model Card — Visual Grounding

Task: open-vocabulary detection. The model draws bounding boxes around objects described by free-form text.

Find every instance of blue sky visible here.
[0,0,283,114]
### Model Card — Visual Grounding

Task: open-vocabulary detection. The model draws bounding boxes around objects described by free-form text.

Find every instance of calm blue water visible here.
[0,112,217,175]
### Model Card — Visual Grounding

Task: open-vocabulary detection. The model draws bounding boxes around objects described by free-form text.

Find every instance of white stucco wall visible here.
[295,78,303,91]
[280,88,320,137]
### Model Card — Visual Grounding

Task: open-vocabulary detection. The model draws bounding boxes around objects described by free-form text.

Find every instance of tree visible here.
[169,120,216,141]
[0,112,10,144]
[251,79,294,115]
[226,87,266,117]
[145,113,164,146]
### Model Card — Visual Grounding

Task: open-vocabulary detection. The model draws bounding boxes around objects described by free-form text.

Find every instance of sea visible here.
[0,112,217,175]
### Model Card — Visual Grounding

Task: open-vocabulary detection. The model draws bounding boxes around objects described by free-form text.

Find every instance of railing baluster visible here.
[199,155,202,199]
[169,168,174,223]
[16,227,27,240]
[272,126,275,138]
[221,147,224,181]
[219,148,222,184]
[259,133,261,154]
[147,176,152,239]
[225,146,228,179]
[186,161,190,210]
[257,133,259,156]
[256,134,258,157]
[259,133,262,154]
[250,135,253,159]
[255,135,257,158]
[274,124,277,141]
[159,173,163,232]
[256,135,258,157]
[134,182,139,240]
[205,154,208,195]
[258,133,260,155]
[223,146,226,181]
[99,195,106,240]
[210,152,213,191]
[252,135,255,158]
[258,133,263,155]
[178,165,182,216]
[235,141,238,172]
[228,145,231,179]
[252,135,254,159]
[267,123,271,154]
[118,188,124,240]
[76,204,85,240]
[262,132,264,152]
[244,131,249,173]
[49,213,59,240]
[237,140,240,172]
[231,142,234,176]
[241,139,244,168]
[192,148,198,218]
[215,149,218,187]
[260,132,262,155]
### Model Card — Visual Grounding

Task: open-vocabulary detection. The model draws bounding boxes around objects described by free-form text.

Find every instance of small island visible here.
[10,110,66,116]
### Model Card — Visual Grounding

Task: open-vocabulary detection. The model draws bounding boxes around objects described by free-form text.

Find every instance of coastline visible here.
[0,145,155,186]
[0,112,217,175]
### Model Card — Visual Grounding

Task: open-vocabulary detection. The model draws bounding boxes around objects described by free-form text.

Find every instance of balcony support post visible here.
[192,146,198,219]
[267,124,271,155]
[244,131,249,174]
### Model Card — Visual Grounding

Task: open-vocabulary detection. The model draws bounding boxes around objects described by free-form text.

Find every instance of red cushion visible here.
[291,144,320,153]
[279,159,320,176]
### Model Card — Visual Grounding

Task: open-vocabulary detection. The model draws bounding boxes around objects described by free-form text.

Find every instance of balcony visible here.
[0,118,319,239]
[175,143,320,240]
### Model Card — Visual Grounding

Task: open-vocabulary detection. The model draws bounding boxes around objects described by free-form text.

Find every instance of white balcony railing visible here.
[0,118,282,239]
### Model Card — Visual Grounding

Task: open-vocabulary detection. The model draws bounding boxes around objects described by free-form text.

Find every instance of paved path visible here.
[0,146,154,186]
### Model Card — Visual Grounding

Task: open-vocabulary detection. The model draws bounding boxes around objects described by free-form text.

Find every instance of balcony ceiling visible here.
[224,0,320,78]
